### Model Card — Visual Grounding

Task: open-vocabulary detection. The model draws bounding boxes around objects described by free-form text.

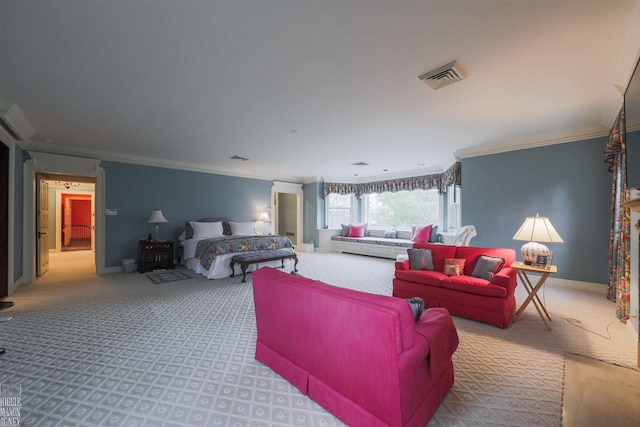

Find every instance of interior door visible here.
[36,179,49,276]
[0,142,9,297]
[63,197,72,246]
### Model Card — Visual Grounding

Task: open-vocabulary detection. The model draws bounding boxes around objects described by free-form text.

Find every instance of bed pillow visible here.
[472,255,505,281]
[443,258,466,276]
[185,218,232,239]
[230,221,257,236]
[190,221,224,239]
[407,248,434,270]
[348,224,366,237]
[412,224,433,243]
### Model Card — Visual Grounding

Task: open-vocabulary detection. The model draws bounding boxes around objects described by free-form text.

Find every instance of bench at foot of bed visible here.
[230,250,298,283]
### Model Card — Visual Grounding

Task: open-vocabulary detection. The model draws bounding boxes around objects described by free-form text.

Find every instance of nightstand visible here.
[138,241,175,273]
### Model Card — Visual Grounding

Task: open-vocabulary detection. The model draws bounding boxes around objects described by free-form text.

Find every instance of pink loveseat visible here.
[394,244,517,328]
[252,267,459,427]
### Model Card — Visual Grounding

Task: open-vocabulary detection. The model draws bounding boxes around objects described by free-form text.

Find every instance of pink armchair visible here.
[252,267,459,426]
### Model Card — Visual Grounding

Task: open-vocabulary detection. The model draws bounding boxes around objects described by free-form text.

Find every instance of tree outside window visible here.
[366,189,439,228]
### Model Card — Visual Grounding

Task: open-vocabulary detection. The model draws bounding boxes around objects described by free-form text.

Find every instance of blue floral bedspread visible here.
[195,235,294,270]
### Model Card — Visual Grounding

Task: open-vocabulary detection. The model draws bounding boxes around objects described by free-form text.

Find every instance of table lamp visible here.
[513,214,563,265]
[258,211,271,235]
[148,209,168,241]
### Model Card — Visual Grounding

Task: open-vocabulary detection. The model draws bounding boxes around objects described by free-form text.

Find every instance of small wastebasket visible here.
[121,258,136,273]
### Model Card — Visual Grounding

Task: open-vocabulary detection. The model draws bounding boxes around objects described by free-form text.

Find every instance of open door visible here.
[63,197,72,246]
[0,142,8,297]
[36,178,49,276]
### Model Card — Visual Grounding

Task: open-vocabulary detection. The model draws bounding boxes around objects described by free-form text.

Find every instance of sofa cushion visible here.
[471,255,506,281]
[412,224,433,243]
[408,248,434,270]
[411,243,458,272]
[455,246,515,276]
[443,258,466,276]
[442,275,508,298]
[429,225,439,243]
[394,269,446,287]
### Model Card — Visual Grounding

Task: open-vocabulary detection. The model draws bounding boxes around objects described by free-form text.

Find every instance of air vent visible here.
[230,155,249,161]
[418,60,467,90]
[350,161,370,166]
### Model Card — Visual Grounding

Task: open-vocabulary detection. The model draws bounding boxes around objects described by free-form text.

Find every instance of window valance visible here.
[322,162,461,198]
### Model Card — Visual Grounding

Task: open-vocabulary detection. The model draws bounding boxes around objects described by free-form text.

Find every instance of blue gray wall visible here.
[303,182,322,246]
[101,162,272,268]
[462,136,611,284]
[13,145,26,282]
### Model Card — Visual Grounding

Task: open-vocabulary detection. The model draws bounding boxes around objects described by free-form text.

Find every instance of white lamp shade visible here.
[147,209,168,224]
[512,215,563,243]
[258,212,271,222]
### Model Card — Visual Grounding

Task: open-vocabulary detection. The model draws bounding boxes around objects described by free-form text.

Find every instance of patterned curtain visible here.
[322,161,461,198]
[604,108,630,322]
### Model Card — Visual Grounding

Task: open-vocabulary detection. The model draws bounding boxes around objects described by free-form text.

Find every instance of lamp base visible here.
[521,241,549,265]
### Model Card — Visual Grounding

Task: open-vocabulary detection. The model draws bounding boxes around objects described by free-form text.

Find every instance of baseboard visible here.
[103,266,125,274]
[546,277,607,295]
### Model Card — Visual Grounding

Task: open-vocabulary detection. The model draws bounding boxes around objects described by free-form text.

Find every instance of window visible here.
[325,193,355,229]
[364,189,441,229]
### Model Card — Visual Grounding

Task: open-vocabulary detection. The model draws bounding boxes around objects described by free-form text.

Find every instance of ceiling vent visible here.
[0,103,35,141]
[350,161,370,166]
[230,155,249,161]
[418,60,467,90]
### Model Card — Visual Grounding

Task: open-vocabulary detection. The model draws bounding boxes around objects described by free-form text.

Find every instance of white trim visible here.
[545,277,607,294]
[0,127,15,295]
[23,152,105,284]
[271,181,304,243]
[20,141,279,182]
[455,127,609,160]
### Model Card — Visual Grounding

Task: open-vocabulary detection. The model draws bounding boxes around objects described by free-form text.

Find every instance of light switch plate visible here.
[106,209,117,216]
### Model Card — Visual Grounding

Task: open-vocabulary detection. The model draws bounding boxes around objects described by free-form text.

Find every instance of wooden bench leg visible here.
[241,264,248,283]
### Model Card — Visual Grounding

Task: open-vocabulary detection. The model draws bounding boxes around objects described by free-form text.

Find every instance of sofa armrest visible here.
[493,267,517,295]
[395,260,410,270]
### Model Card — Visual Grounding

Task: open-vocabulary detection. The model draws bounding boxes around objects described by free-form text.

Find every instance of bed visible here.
[180,217,295,279]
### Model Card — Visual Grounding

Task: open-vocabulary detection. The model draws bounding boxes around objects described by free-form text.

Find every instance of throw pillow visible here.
[471,255,505,281]
[406,297,426,321]
[407,248,434,270]
[341,224,350,237]
[348,224,366,237]
[429,225,439,243]
[444,258,466,276]
[383,229,397,239]
[412,224,433,243]
[190,221,224,239]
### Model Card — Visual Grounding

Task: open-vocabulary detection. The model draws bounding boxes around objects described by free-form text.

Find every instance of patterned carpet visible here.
[0,251,636,426]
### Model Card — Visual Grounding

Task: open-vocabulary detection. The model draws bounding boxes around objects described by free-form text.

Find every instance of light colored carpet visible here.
[562,353,640,427]
[0,251,637,426]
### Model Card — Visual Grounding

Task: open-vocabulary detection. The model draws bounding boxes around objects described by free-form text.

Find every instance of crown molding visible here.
[455,127,609,160]
[17,140,280,183]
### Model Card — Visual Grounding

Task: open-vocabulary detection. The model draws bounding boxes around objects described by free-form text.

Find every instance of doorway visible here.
[271,181,304,246]
[35,173,96,277]
[0,141,8,297]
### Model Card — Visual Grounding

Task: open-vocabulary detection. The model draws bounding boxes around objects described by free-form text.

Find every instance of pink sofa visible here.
[393,243,517,328]
[252,267,459,427]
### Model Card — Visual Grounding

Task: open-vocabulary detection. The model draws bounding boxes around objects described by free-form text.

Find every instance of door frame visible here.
[54,188,95,252]
[271,181,303,243]
[23,152,105,284]
[0,127,15,296]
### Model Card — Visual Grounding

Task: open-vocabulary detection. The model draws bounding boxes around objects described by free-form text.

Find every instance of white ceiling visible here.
[2,0,640,183]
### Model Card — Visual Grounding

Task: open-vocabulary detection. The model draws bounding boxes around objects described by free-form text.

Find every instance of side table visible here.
[512,262,557,331]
